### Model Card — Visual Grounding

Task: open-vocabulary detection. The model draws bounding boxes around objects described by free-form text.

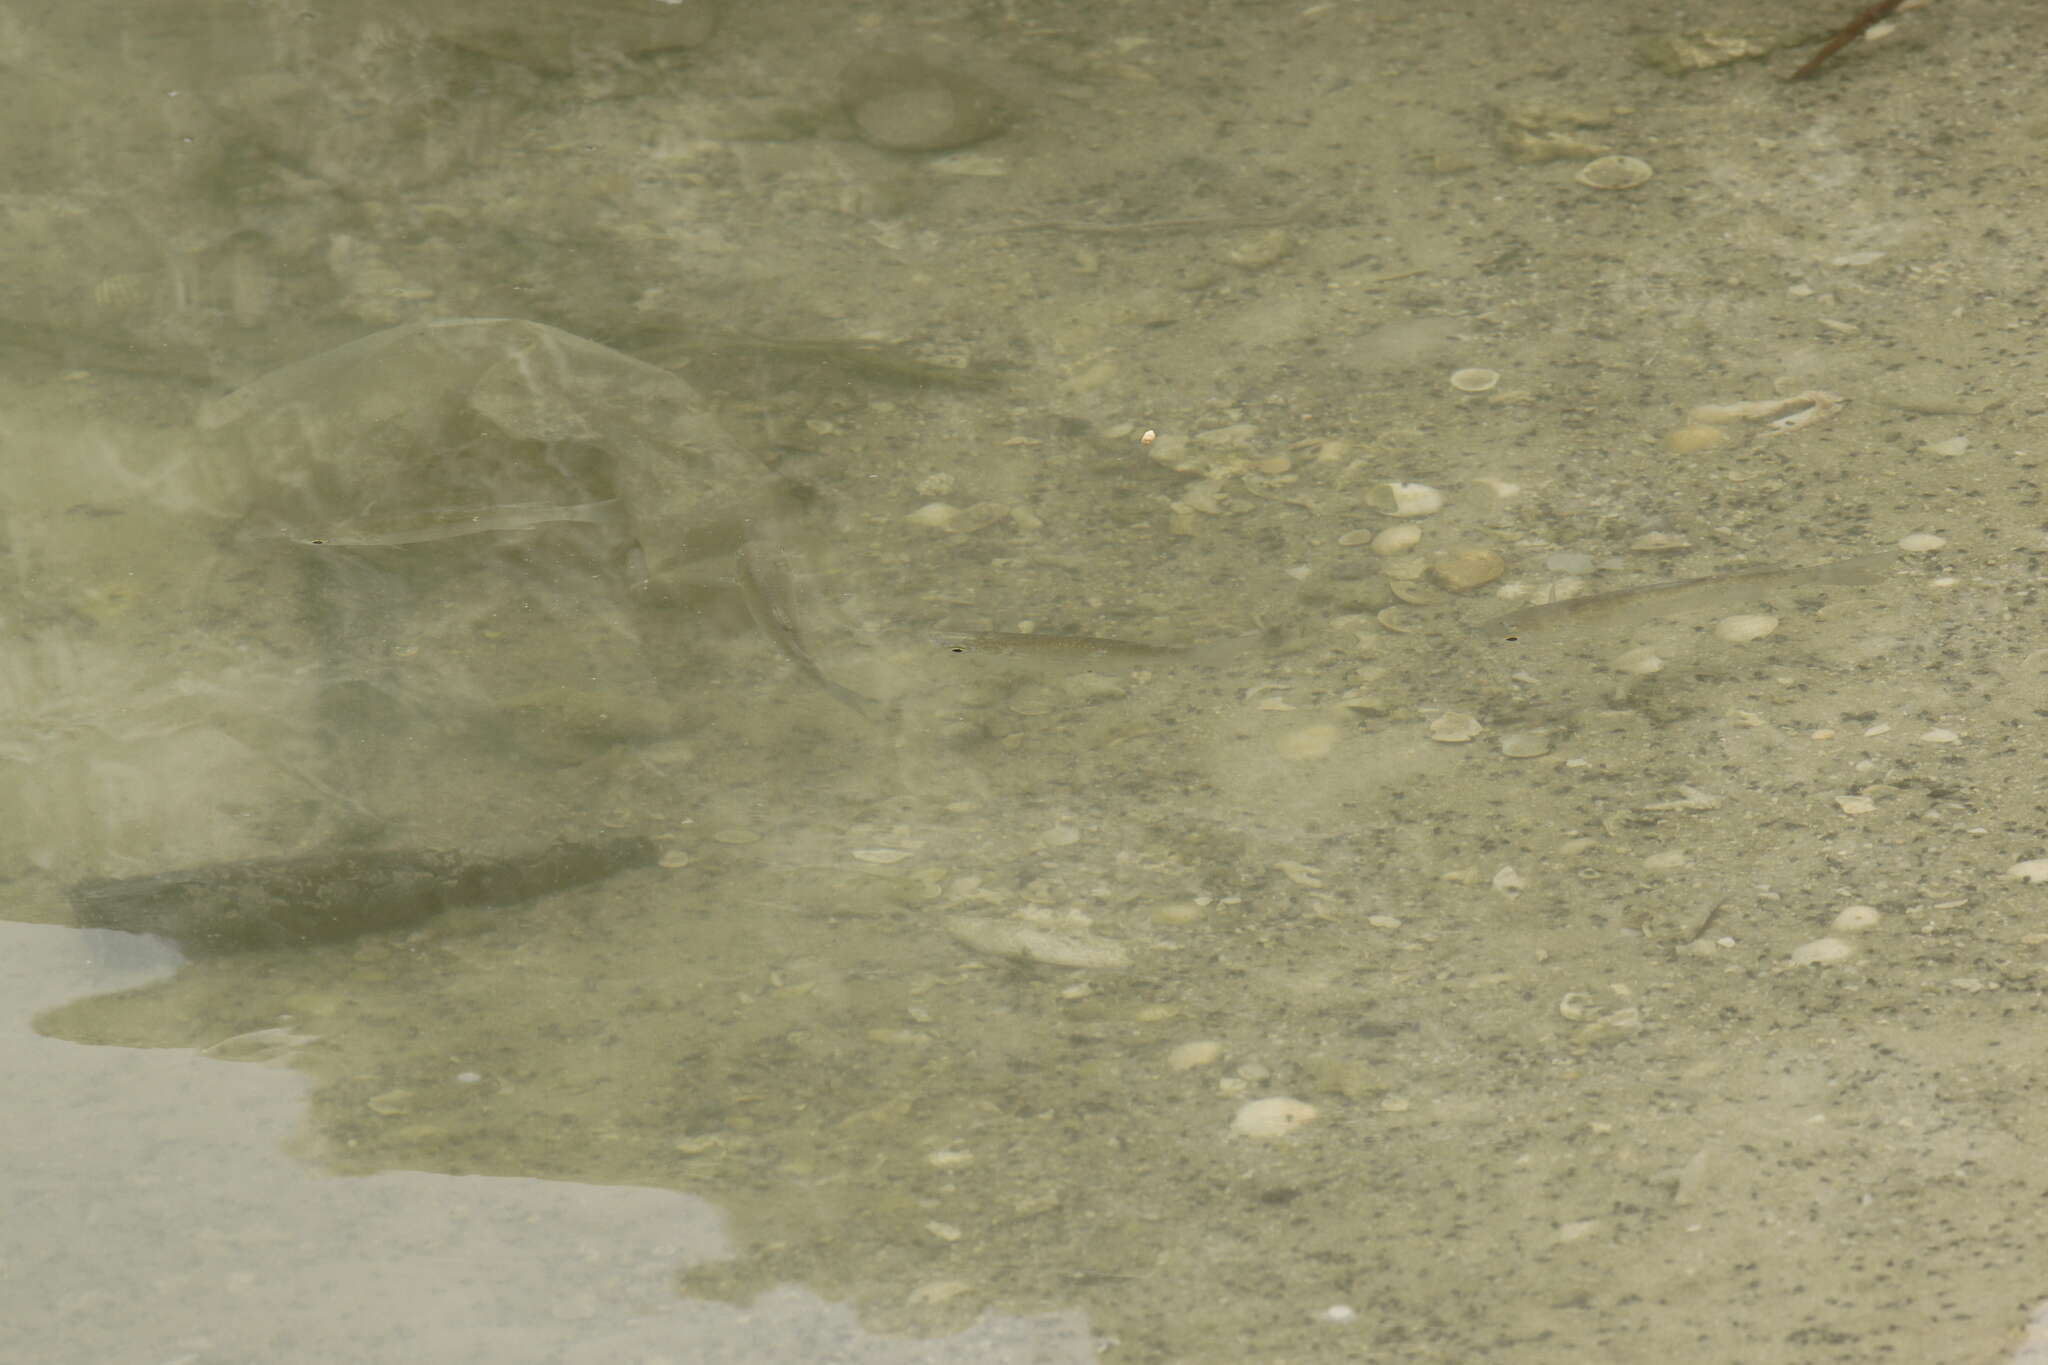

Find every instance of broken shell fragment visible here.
[1575,155,1653,190]
[841,54,1004,152]
[1364,482,1445,517]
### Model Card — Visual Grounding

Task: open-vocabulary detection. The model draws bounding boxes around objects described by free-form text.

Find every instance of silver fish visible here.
[734,541,877,714]
[1488,553,1894,638]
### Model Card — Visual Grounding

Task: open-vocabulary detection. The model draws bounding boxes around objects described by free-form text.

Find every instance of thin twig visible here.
[1787,0,1907,80]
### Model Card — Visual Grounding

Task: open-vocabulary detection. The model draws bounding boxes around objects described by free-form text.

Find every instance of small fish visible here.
[280,499,622,547]
[1487,552,1894,638]
[933,629,1266,670]
[734,540,878,714]
[67,836,659,955]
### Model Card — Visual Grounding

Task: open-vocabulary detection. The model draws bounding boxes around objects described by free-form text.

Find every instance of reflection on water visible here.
[7,0,2048,1361]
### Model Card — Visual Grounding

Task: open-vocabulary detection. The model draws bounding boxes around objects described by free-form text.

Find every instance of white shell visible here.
[1231,1097,1318,1139]
[1788,936,1855,966]
[1449,367,1501,392]
[1575,155,1653,190]
[1712,613,1779,643]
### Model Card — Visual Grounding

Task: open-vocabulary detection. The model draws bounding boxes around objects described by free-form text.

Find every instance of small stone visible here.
[1364,482,1445,517]
[1663,425,1728,455]
[1276,724,1340,760]
[1168,1040,1223,1071]
[1897,532,1946,553]
[1427,711,1483,742]
[841,54,1003,152]
[2004,859,2048,884]
[1231,1097,1317,1139]
[1373,524,1423,555]
[851,847,914,863]
[1497,729,1552,758]
[1713,613,1778,643]
[1225,228,1294,269]
[1611,646,1664,675]
[1630,532,1692,553]
[1449,367,1500,392]
[1831,905,1882,932]
[1429,547,1506,591]
[1575,155,1653,190]
[1788,936,1855,966]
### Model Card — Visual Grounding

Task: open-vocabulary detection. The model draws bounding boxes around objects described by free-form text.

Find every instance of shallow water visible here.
[7,2,2048,1362]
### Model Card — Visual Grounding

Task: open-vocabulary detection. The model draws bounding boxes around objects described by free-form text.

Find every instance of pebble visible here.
[1225,229,1294,270]
[1497,730,1552,758]
[1831,905,1882,931]
[1364,482,1445,517]
[840,53,1003,152]
[1168,1040,1223,1071]
[1575,155,1653,190]
[1373,524,1423,555]
[1427,712,1483,742]
[1663,425,1729,455]
[1231,1097,1318,1139]
[1713,613,1778,643]
[1429,547,1506,591]
[1449,367,1500,392]
[1276,724,1340,760]
[1788,936,1855,966]
[1897,532,1946,553]
[1611,646,1664,675]
[2004,859,2048,884]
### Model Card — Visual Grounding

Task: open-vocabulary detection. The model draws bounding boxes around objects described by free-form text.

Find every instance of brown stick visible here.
[1788,0,1907,80]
